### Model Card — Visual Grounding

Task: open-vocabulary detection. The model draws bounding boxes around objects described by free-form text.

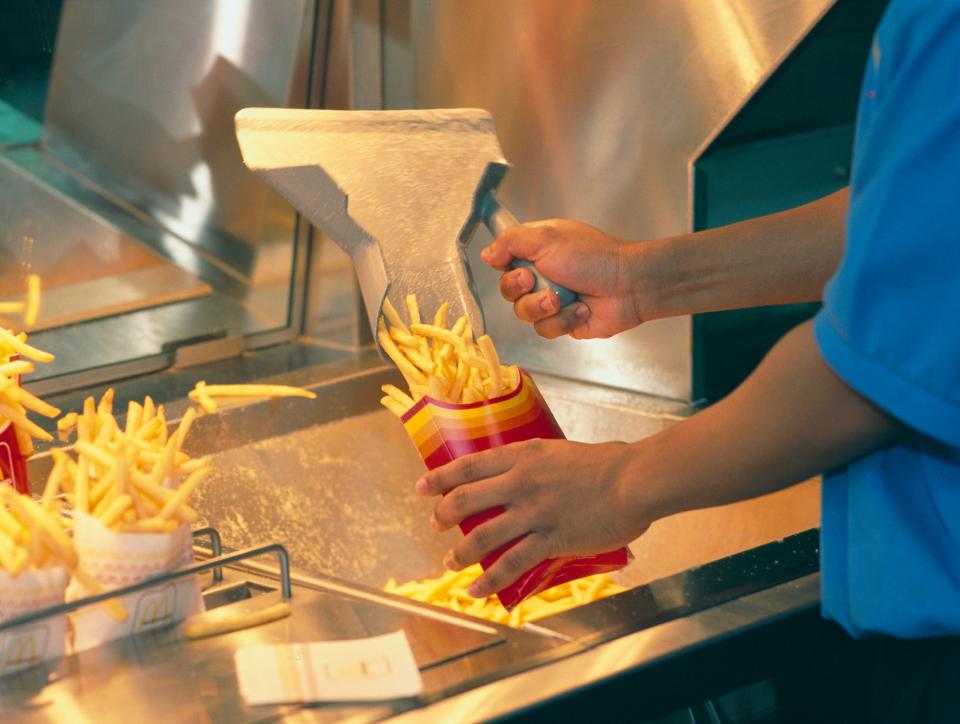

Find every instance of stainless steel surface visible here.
[392,574,821,723]
[0,561,561,723]
[44,0,314,282]
[0,541,292,634]
[1,0,336,392]
[0,525,820,722]
[14,353,822,720]
[236,107,508,338]
[0,526,821,722]
[0,154,210,330]
[155,353,815,592]
[391,0,836,399]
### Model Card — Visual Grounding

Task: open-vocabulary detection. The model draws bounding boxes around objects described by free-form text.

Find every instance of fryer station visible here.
[0,1,887,720]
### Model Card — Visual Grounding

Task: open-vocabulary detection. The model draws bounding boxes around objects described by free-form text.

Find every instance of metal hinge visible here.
[163,331,245,368]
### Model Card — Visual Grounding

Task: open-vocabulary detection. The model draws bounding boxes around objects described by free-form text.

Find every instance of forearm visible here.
[636,189,848,319]
[618,319,899,525]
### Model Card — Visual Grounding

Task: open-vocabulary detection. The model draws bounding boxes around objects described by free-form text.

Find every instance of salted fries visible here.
[0,325,59,457]
[0,273,41,329]
[0,484,75,576]
[377,294,520,416]
[53,389,208,534]
[385,564,628,628]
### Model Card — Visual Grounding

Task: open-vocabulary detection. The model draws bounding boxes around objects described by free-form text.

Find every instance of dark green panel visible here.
[0,0,63,128]
[691,0,888,402]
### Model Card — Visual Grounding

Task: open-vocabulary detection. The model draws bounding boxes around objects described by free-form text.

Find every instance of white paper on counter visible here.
[0,566,68,675]
[67,512,203,653]
[235,630,424,705]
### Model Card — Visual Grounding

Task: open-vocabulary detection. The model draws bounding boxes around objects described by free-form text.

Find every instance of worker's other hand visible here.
[481,219,647,339]
[415,439,643,598]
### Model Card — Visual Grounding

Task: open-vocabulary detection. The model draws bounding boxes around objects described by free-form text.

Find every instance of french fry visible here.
[0,487,75,578]
[0,360,33,376]
[75,453,90,515]
[384,564,628,628]
[0,327,54,363]
[15,425,35,456]
[23,274,41,329]
[183,601,292,640]
[1,487,76,569]
[380,396,407,417]
[194,380,218,413]
[376,295,521,414]
[98,495,133,528]
[1,327,59,456]
[381,297,409,334]
[477,335,502,397]
[200,383,317,399]
[17,386,60,418]
[140,395,154,424]
[405,294,421,326]
[378,330,427,386]
[0,301,26,315]
[58,411,79,434]
[409,323,464,351]
[381,384,415,409]
[0,400,52,441]
[432,302,449,332]
[41,449,69,510]
[95,387,114,419]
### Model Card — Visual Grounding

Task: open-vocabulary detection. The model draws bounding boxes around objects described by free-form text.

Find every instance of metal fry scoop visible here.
[234,107,576,342]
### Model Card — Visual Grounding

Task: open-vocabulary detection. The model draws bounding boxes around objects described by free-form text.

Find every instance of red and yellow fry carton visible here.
[0,422,29,496]
[401,370,629,610]
[0,359,29,496]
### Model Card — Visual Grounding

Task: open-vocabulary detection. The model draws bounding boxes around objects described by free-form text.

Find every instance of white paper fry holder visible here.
[68,512,203,652]
[0,565,68,675]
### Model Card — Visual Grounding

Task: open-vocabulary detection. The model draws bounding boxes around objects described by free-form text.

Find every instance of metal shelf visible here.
[0,527,290,634]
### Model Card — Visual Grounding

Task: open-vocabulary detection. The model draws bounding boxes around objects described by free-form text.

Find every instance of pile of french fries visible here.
[378,294,520,415]
[54,389,207,533]
[385,564,628,628]
[0,326,59,457]
[0,485,75,576]
[0,273,41,329]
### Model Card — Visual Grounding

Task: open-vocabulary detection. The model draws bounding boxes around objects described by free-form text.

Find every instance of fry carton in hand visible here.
[377,296,629,610]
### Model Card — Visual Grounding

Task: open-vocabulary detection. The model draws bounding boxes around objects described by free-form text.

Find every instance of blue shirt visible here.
[814,0,960,638]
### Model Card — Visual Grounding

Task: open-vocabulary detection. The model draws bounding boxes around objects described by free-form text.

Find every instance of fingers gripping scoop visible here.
[234,108,507,340]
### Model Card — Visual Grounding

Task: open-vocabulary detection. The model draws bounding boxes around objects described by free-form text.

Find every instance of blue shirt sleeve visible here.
[814,1,960,449]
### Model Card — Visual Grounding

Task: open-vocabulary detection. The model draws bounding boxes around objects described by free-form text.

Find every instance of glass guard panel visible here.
[0,0,317,391]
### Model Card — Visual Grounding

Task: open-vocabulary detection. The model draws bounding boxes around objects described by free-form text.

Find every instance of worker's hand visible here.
[415,439,645,598]
[481,219,649,339]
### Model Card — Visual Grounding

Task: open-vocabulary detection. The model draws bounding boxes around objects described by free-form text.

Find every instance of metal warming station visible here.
[0,0,885,720]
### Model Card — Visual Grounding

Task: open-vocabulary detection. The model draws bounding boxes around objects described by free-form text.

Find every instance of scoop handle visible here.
[481,194,578,308]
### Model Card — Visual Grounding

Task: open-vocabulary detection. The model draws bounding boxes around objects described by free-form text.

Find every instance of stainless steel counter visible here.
[10,345,824,721]
[0,562,563,722]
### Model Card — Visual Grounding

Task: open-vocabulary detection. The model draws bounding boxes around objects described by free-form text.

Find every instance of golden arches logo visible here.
[1,630,43,671]
[134,586,177,632]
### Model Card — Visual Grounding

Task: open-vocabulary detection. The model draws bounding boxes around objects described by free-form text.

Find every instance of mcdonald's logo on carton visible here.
[134,585,178,633]
[0,625,50,674]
